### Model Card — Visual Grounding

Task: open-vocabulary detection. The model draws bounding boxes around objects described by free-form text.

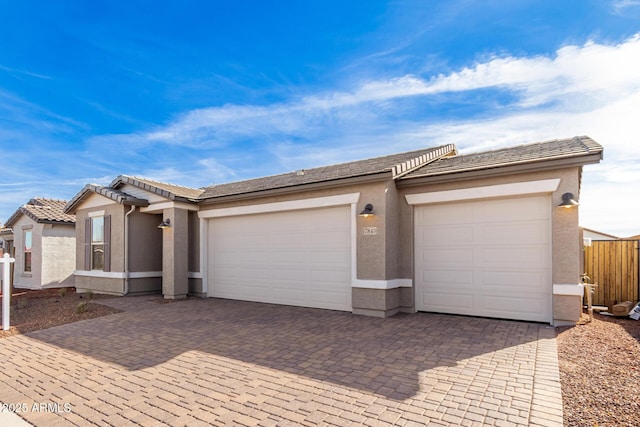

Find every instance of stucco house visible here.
[64,136,603,325]
[3,198,76,289]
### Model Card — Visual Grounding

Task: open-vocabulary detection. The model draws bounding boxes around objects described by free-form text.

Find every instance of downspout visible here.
[124,205,136,295]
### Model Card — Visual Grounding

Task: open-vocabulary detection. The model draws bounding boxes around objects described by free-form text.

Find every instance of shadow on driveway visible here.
[24,297,544,401]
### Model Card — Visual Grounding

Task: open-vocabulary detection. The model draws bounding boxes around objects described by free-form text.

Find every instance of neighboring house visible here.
[0,226,13,256]
[64,136,603,325]
[4,198,76,289]
[627,234,640,240]
[582,227,620,241]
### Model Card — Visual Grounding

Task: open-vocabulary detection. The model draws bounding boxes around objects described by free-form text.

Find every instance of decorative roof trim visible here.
[64,184,149,214]
[391,144,457,179]
[110,175,203,202]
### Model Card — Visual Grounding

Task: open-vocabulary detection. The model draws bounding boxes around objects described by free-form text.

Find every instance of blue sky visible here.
[1,0,640,236]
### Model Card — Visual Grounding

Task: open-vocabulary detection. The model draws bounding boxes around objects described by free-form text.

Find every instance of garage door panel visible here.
[416,195,552,323]
[209,206,352,311]
[310,231,350,246]
[422,269,473,286]
[481,246,548,267]
[309,249,350,265]
[480,294,546,317]
[479,221,549,244]
[310,268,350,282]
[420,291,475,311]
[421,248,474,266]
[419,203,474,225]
[419,225,474,245]
[481,270,547,290]
[478,197,548,221]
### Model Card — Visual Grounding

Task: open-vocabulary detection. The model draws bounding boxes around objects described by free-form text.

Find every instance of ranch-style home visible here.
[64,136,603,325]
[2,198,76,289]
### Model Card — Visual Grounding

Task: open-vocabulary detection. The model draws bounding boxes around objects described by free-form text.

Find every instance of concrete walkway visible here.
[0,297,563,426]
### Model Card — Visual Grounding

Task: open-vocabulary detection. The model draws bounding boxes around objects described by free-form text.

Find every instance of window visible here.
[84,214,111,272]
[91,216,104,270]
[24,230,32,272]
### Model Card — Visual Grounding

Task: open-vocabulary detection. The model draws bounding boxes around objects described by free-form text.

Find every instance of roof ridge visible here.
[204,145,454,190]
[392,144,457,179]
[124,175,202,192]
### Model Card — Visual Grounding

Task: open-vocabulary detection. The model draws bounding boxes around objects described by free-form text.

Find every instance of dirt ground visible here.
[0,287,121,339]
[556,311,640,427]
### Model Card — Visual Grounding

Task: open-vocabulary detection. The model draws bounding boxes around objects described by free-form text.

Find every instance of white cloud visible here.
[612,0,640,14]
[45,33,640,236]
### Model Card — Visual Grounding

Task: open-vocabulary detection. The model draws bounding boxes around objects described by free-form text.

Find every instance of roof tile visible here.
[200,145,455,199]
[401,136,603,180]
[6,198,75,227]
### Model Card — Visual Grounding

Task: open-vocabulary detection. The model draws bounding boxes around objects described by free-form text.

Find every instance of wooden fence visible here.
[583,240,639,309]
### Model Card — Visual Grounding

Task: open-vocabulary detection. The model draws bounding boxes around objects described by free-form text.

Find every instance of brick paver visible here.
[0,297,563,426]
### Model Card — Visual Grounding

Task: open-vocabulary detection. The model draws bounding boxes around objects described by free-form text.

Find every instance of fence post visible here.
[1,253,16,331]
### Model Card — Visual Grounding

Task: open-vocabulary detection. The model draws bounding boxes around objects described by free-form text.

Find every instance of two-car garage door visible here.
[415,195,552,322]
[207,206,352,311]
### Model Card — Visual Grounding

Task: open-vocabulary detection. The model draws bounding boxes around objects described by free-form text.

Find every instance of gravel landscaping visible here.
[0,287,121,339]
[556,311,640,427]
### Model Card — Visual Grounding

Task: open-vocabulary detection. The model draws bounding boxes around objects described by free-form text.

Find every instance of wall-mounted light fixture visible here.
[158,218,171,229]
[359,203,374,217]
[558,193,579,208]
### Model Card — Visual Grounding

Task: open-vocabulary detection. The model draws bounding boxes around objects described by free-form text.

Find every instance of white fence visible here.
[1,253,15,330]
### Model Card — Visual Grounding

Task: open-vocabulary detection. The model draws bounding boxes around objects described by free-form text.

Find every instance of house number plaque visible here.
[362,227,378,236]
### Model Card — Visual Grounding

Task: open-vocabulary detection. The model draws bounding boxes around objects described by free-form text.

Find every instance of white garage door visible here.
[208,206,352,311]
[415,195,552,322]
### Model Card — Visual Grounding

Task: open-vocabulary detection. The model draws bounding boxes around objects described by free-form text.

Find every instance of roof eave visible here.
[4,209,24,228]
[36,219,76,226]
[198,171,392,206]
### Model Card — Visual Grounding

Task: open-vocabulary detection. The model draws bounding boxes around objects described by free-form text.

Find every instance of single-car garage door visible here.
[208,206,352,311]
[415,195,552,322]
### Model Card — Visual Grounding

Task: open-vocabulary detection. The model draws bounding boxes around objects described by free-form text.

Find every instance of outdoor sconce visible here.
[359,203,374,217]
[558,193,579,208]
[158,219,171,229]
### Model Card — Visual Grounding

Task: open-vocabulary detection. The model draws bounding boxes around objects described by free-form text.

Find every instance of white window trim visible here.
[405,178,561,205]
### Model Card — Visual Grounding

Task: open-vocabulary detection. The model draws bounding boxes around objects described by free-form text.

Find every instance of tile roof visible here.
[200,145,456,200]
[5,198,76,227]
[64,184,150,214]
[111,175,205,201]
[400,136,603,180]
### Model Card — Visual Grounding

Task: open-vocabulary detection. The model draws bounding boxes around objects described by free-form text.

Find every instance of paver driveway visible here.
[0,297,563,426]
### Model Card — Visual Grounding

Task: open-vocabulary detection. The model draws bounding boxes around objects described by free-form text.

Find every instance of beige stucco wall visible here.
[75,276,124,295]
[188,211,200,274]
[162,207,189,298]
[41,224,75,287]
[128,211,162,273]
[74,201,126,273]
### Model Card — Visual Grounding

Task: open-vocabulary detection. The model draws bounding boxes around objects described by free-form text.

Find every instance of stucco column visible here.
[162,207,189,299]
